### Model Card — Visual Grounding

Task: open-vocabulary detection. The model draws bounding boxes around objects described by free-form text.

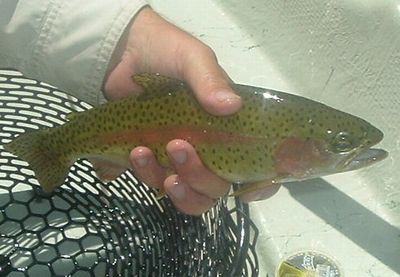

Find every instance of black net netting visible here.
[0,69,259,277]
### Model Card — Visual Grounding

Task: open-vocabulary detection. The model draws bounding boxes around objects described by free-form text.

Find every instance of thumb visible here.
[103,54,143,101]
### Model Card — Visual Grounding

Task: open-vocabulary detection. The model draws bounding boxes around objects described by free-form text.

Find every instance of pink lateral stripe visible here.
[100,126,264,146]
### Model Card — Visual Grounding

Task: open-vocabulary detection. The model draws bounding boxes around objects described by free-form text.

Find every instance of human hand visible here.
[104,7,279,215]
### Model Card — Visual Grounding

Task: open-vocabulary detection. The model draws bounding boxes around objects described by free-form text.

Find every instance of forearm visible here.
[0,0,147,105]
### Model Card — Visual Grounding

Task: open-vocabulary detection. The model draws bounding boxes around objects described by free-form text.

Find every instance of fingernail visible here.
[215,90,241,103]
[135,157,148,167]
[169,181,186,200]
[171,149,187,164]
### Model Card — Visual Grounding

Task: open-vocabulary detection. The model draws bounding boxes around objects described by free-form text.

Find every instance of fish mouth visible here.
[342,148,388,171]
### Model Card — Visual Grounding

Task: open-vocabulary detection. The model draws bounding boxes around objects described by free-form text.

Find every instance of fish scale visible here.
[4,73,387,195]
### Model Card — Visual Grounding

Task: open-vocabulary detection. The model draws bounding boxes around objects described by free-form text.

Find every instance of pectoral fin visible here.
[229,180,277,197]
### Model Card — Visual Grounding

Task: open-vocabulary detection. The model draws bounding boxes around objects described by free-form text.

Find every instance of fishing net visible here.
[0,69,259,276]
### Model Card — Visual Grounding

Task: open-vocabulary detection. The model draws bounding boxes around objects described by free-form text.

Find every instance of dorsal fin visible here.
[132,73,187,99]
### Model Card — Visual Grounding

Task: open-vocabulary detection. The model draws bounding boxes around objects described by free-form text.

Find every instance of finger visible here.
[164,175,216,216]
[180,44,242,116]
[129,146,167,189]
[166,139,230,199]
[239,183,281,203]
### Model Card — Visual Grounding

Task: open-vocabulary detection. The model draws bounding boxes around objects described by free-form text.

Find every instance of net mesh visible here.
[0,69,259,277]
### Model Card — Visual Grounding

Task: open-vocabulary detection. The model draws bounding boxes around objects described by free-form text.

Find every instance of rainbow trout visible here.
[4,74,387,195]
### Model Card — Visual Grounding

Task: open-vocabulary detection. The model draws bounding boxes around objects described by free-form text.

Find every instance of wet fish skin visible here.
[3,74,387,194]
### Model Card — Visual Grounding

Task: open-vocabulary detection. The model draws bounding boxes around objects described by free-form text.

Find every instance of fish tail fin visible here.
[3,130,69,192]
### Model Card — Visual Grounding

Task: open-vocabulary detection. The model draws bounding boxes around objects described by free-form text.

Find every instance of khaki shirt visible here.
[0,0,147,105]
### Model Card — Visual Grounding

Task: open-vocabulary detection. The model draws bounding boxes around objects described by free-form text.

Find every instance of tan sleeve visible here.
[0,0,148,105]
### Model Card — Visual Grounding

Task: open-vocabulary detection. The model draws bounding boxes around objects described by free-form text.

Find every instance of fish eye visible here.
[332,131,354,153]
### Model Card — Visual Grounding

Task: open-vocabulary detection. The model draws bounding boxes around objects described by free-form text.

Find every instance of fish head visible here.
[323,117,387,173]
[275,107,388,182]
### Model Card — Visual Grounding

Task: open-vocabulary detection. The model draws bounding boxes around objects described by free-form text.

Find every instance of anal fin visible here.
[89,157,128,182]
